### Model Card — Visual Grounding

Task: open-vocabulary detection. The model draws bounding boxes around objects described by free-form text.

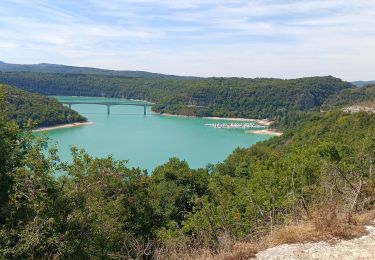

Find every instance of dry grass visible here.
[220,243,258,260]
[352,209,375,226]
[263,205,370,249]
[154,208,375,260]
[310,205,367,240]
[154,234,259,260]
[264,222,320,247]
[154,246,212,260]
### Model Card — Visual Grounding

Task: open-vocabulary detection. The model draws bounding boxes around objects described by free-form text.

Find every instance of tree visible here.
[0,86,20,224]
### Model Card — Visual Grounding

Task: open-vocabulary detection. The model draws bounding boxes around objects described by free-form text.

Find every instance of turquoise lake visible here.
[43,96,271,172]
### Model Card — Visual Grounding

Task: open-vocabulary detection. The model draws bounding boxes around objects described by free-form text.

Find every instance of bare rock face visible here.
[256,224,375,259]
[299,93,316,110]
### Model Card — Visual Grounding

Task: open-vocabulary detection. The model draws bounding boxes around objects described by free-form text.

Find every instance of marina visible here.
[205,122,265,129]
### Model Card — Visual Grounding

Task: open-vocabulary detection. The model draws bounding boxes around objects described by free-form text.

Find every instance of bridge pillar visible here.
[144,106,146,116]
[107,105,110,115]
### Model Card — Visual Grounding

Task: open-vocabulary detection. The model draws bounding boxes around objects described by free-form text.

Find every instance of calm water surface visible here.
[44,96,271,172]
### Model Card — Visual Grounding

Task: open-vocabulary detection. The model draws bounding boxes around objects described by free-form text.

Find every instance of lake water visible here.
[44,96,271,172]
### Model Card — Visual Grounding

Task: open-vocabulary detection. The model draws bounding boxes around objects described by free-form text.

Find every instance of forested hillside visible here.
[0,71,353,119]
[352,81,375,87]
[323,84,375,109]
[0,61,186,79]
[152,76,353,119]
[1,80,375,259]
[1,84,86,127]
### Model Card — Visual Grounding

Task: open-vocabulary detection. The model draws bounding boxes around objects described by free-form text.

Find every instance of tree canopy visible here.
[323,84,375,108]
[0,72,353,119]
[1,84,86,128]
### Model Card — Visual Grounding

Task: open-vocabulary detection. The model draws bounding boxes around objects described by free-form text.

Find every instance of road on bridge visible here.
[61,101,154,115]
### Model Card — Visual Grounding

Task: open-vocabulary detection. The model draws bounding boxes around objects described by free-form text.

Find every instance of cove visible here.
[43,96,271,172]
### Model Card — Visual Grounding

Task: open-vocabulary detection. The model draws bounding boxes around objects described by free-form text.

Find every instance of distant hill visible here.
[0,61,190,79]
[323,84,375,109]
[1,84,87,128]
[0,70,354,120]
[352,81,375,87]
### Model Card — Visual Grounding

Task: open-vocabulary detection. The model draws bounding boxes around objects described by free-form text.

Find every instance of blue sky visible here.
[0,0,374,80]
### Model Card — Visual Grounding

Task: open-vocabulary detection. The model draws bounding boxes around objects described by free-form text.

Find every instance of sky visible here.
[0,0,374,80]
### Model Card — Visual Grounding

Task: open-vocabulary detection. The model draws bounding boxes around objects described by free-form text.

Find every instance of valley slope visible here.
[323,84,375,109]
[0,70,354,120]
[1,84,87,128]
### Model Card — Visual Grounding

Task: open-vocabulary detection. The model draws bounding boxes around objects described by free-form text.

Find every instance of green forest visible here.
[1,84,86,128]
[1,83,375,258]
[323,84,375,108]
[0,72,354,119]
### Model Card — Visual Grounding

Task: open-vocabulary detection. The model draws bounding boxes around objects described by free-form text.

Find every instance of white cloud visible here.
[0,0,374,80]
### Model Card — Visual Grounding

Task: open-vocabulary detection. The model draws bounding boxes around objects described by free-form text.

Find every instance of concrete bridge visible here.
[61,101,153,115]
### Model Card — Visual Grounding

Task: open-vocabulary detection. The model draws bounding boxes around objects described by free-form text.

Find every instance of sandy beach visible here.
[156,112,273,126]
[203,117,273,126]
[33,122,94,132]
[246,129,283,136]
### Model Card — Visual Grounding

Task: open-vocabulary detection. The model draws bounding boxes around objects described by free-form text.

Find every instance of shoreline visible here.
[203,116,272,126]
[246,129,283,136]
[156,112,273,126]
[33,122,94,132]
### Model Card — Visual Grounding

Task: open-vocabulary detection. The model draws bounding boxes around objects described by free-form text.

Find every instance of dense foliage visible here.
[1,82,375,258]
[0,72,353,119]
[1,84,86,127]
[323,84,375,108]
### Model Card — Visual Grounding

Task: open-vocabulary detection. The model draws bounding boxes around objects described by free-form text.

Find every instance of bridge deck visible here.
[61,101,153,106]
[61,101,153,115]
